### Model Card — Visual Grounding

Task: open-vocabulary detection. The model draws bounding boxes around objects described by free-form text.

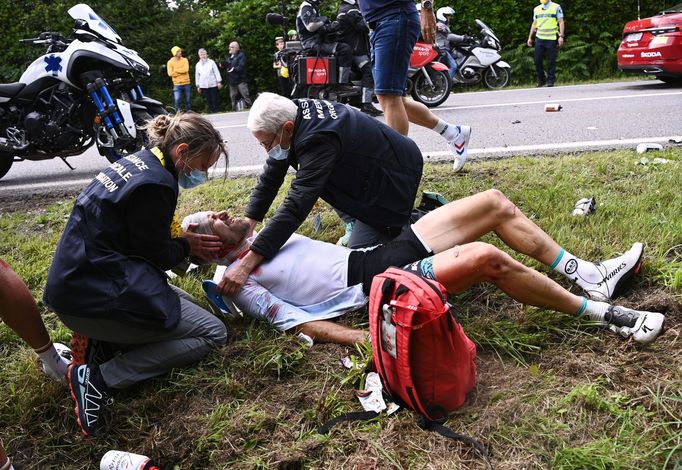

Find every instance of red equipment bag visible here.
[318,267,491,467]
[368,267,477,421]
[297,56,337,85]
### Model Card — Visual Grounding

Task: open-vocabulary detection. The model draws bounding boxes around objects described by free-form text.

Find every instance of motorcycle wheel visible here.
[411,69,451,108]
[483,65,511,89]
[0,153,13,180]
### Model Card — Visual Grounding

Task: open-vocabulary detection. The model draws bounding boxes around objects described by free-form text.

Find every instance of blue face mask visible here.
[178,168,208,189]
[267,127,290,161]
[267,144,289,161]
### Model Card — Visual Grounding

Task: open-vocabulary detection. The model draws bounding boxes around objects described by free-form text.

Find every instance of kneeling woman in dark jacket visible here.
[44,113,229,436]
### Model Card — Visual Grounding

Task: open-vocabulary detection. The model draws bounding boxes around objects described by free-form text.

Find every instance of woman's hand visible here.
[183,223,223,261]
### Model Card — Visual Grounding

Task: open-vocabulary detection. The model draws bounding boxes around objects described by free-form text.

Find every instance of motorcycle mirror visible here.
[265,13,287,27]
[73,18,88,30]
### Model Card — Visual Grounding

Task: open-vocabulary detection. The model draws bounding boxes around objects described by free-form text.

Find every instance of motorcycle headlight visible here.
[133,61,148,73]
[485,37,500,51]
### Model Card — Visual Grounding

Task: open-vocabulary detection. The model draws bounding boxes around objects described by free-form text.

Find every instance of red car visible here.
[617,3,682,83]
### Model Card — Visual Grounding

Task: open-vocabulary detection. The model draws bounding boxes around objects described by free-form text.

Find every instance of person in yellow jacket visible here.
[527,0,565,87]
[167,46,192,111]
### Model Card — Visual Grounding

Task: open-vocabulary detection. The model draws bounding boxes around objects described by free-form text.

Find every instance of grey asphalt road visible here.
[1,79,680,195]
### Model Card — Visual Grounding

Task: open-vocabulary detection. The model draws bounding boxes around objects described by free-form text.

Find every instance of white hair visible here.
[247,92,298,134]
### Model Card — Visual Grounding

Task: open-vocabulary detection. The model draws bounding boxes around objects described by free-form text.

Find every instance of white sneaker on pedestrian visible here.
[583,243,644,301]
[448,125,471,172]
[603,306,665,344]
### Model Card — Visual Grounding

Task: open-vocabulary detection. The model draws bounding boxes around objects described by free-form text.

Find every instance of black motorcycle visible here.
[266,12,366,106]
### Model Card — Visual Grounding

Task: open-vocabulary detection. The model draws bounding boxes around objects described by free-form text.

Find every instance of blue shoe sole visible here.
[202,280,233,317]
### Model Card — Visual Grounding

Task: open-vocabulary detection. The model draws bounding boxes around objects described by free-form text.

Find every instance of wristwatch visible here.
[421,0,433,10]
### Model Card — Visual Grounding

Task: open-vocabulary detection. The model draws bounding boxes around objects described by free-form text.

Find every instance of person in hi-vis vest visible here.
[527,0,565,87]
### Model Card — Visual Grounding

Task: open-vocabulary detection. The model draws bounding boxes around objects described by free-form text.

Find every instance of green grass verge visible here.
[1,148,681,469]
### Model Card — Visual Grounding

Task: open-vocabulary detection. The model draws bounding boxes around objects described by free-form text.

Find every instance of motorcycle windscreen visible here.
[68,4,122,44]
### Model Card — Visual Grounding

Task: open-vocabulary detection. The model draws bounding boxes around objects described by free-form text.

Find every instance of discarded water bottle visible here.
[100,450,159,470]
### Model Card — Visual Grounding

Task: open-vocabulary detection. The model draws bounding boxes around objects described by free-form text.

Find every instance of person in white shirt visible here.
[195,48,223,113]
[184,189,665,347]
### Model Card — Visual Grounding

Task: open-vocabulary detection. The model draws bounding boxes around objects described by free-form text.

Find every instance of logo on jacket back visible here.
[301,99,338,121]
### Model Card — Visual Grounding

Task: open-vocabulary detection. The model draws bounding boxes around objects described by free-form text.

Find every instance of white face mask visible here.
[267,127,290,161]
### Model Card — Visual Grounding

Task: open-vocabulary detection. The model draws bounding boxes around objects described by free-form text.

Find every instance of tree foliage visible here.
[0,0,677,108]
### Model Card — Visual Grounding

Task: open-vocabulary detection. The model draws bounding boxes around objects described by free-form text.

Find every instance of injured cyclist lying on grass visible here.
[183,189,665,347]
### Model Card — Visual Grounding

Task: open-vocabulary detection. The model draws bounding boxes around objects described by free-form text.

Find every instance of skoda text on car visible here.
[617,3,682,84]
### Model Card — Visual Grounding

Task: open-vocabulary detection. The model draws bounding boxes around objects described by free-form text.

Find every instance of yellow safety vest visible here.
[534,3,560,40]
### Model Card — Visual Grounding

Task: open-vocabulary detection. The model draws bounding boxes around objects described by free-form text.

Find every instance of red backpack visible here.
[368,267,477,420]
[318,268,490,467]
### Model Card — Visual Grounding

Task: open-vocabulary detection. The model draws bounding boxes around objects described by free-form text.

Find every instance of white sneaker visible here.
[448,125,471,172]
[583,242,644,301]
[604,306,665,344]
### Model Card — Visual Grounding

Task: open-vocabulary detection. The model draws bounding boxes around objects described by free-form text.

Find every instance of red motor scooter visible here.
[407,41,452,107]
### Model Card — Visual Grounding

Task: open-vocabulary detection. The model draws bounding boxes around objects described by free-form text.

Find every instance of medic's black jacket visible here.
[245,99,423,260]
[44,149,188,330]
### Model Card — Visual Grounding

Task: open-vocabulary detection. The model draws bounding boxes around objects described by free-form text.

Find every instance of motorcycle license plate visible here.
[625,32,642,42]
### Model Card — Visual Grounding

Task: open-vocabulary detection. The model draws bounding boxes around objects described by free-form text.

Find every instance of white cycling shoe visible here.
[603,306,665,344]
[582,242,644,301]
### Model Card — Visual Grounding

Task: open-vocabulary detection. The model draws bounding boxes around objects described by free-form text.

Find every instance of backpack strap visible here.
[419,417,494,470]
[317,411,380,434]
[373,277,397,399]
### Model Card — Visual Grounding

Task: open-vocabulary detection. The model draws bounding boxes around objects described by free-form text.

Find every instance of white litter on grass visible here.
[638,157,670,165]
[297,332,314,347]
[339,356,363,369]
[636,142,664,153]
[356,372,387,413]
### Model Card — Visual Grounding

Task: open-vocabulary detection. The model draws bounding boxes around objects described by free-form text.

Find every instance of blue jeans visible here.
[443,51,458,81]
[173,84,191,111]
[369,9,421,96]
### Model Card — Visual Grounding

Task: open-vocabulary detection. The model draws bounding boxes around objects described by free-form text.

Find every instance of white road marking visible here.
[434,91,682,112]
[422,135,681,158]
[5,136,679,192]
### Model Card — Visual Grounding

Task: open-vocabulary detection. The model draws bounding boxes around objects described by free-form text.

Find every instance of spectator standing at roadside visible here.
[273,37,292,97]
[225,42,252,110]
[527,0,565,87]
[357,0,472,171]
[167,46,192,111]
[195,48,223,113]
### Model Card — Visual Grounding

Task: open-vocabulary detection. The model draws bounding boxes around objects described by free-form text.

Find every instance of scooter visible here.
[407,41,452,107]
[0,3,168,180]
[447,19,511,89]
